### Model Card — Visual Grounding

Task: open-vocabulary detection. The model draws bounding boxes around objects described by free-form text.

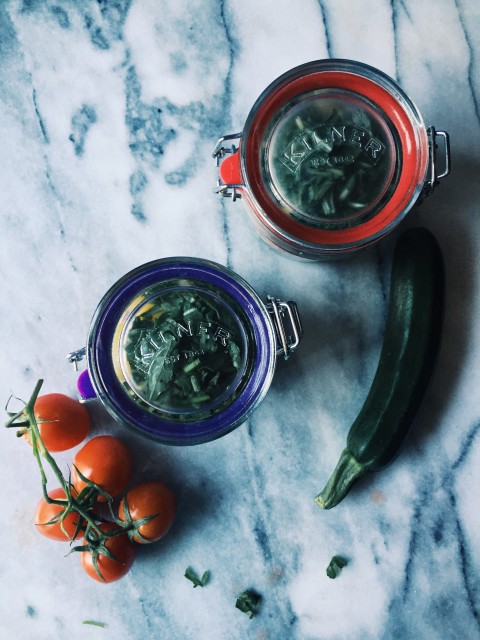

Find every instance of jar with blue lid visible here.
[68,258,302,445]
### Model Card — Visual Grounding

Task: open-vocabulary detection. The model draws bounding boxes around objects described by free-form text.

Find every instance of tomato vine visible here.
[4,380,172,583]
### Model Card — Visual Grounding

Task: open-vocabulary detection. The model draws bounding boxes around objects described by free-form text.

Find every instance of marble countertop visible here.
[1,1,480,638]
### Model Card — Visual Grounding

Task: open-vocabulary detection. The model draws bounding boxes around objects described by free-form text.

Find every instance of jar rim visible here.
[86,258,277,445]
[240,59,429,254]
[261,87,400,229]
[116,285,251,416]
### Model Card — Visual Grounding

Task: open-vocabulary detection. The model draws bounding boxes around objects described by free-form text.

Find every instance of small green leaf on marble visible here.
[235,589,262,618]
[326,555,348,579]
[185,566,210,588]
[82,620,108,628]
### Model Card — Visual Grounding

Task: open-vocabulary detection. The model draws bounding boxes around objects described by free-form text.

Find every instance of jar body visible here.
[214,59,450,259]
[72,258,301,445]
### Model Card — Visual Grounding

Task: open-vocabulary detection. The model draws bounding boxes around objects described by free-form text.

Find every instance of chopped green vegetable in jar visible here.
[265,91,397,228]
[121,289,246,414]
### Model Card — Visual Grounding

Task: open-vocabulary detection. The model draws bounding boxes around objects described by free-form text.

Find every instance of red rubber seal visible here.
[242,70,428,248]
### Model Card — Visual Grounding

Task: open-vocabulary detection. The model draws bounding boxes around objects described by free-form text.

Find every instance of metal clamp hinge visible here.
[418,126,451,203]
[213,132,243,201]
[266,297,303,360]
[67,347,86,371]
[215,179,243,201]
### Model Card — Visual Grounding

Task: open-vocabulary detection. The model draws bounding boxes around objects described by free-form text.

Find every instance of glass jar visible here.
[213,59,450,259]
[68,258,302,445]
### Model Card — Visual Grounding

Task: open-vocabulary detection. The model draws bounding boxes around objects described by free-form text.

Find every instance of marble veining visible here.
[1,0,480,639]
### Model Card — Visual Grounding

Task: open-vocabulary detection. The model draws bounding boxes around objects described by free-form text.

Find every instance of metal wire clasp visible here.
[266,297,303,359]
[418,126,451,203]
[67,347,86,371]
[212,133,243,201]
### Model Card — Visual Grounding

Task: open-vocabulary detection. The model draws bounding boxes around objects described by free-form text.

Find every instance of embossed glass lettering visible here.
[280,124,385,175]
[120,289,246,413]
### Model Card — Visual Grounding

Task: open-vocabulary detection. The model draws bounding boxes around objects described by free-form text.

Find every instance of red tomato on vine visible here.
[80,522,136,583]
[25,393,90,452]
[34,487,83,541]
[72,435,132,501]
[118,481,177,543]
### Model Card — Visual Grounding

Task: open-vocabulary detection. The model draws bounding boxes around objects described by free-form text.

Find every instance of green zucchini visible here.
[315,227,445,509]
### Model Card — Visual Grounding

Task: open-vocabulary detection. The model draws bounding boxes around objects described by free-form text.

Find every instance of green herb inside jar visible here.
[265,90,398,228]
[119,289,247,414]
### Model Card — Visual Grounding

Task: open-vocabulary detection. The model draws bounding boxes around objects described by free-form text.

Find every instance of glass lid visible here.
[261,89,400,229]
[112,282,251,419]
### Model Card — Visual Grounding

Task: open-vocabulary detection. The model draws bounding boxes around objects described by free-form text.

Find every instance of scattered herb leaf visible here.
[185,567,210,588]
[265,99,395,229]
[326,555,348,579]
[235,589,262,619]
[82,620,108,628]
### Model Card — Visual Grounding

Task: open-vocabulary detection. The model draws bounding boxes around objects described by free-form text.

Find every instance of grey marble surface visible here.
[1,1,480,639]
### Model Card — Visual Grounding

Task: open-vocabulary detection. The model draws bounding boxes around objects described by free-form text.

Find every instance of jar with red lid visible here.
[213,59,450,259]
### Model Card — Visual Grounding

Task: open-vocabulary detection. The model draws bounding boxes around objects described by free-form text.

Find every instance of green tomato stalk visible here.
[4,379,152,580]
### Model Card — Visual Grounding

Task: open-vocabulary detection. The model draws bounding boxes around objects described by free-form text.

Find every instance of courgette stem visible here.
[314,448,365,509]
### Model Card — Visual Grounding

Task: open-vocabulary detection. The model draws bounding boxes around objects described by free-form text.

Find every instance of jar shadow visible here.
[405,152,480,452]
[272,149,480,474]
[80,399,223,545]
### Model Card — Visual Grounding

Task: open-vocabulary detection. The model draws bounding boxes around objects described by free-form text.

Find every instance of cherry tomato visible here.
[34,487,83,541]
[25,393,90,452]
[72,435,132,501]
[118,481,176,543]
[80,522,136,583]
